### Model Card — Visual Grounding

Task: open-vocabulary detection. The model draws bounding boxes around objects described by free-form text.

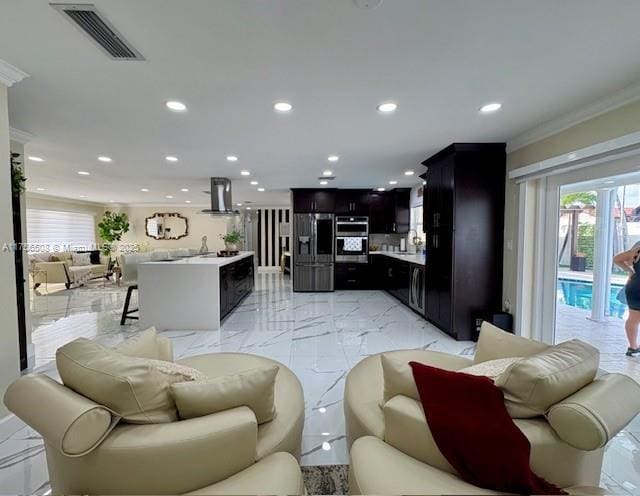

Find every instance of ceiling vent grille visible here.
[51,3,144,60]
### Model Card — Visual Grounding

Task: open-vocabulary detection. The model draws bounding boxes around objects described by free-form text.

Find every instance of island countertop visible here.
[138,251,255,330]
[141,251,254,266]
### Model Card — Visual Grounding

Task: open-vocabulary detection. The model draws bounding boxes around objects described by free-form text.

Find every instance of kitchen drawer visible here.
[335,263,369,289]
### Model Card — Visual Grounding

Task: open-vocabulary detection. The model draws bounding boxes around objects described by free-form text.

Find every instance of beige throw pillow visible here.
[495,339,599,418]
[114,327,161,360]
[474,322,549,364]
[57,338,205,424]
[459,357,522,380]
[171,365,279,424]
[381,353,420,403]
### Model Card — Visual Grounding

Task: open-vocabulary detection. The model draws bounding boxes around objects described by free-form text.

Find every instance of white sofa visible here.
[30,251,109,288]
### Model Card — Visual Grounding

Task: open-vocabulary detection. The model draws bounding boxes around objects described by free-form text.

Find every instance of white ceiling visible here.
[3,0,640,207]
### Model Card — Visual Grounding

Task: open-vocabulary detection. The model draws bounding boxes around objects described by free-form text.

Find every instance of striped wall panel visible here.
[256,208,291,268]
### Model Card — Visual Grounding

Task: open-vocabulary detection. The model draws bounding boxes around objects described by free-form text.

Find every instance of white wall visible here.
[0,84,20,417]
[115,205,234,253]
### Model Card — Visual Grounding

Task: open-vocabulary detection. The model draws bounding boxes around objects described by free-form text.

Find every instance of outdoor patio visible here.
[556,303,640,382]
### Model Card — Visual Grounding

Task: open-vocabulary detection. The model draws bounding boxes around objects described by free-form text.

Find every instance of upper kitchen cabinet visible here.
[422,143,506,341]
[292,189,337,213]
[368,188,410,234]
[336,189,370,215]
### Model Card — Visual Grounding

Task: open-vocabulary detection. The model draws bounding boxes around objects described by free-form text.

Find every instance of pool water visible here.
[557,279,627,319]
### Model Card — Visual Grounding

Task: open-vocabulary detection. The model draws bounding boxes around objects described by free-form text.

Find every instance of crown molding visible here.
[0,59,29,87]
[507,80,640,153]
[9,127,34,144]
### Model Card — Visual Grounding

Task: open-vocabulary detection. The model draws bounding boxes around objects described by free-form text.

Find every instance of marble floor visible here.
[1,273,639,494]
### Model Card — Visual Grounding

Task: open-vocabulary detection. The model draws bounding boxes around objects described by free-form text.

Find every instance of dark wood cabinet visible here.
[335,262,370,289]
[336,189,369,215]
[220,255,255,320]
[391,188,410,234]
[292,189,336,213]
[422,143,506,340]
[368,189,410,234]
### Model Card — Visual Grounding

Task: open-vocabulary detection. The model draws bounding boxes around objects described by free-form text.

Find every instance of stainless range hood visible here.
[202,177,240,215]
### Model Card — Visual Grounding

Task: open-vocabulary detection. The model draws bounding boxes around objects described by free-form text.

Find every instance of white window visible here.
[26,209,96,252]
[410,205,425,244]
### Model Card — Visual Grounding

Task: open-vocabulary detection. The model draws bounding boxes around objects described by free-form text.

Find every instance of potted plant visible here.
[10,153,26,195]
[98,211,130,263]
[221,229,243,251]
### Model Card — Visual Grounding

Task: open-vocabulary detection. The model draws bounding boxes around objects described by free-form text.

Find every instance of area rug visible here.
[302,465,349,495]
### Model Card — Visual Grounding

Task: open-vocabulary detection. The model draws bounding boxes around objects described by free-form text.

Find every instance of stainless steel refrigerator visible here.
[293,213,334,292]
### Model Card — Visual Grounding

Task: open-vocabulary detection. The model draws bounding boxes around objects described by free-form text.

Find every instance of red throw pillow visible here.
[409,361,566,495]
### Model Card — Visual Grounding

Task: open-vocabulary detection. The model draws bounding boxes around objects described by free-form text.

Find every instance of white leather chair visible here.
[345,329,640,494]
[4,344,305,495]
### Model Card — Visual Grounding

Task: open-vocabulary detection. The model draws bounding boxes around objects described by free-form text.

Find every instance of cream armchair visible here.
[4,340,305,495]
[345,326,640,494]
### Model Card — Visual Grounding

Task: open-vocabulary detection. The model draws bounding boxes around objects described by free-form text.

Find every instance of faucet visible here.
[407,229,423,252]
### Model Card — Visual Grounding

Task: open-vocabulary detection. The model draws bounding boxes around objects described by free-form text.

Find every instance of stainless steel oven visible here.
[335,216,369,263]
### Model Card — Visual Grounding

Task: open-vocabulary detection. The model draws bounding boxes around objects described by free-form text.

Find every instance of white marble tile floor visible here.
[0,273,638,494]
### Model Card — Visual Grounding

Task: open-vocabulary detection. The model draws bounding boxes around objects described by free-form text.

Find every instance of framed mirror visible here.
[145,213,189,240]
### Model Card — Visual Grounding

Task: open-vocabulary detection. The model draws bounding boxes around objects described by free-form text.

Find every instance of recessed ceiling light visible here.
[28,156,44,162]
[257,187,265,192]
[141,188,149,192]
[166,100,187,112]
[479,102,502,113]
[236,203,243,207]
[377,102,398,113]
[77,171,90,175]
[36,187,45,191]
[319,180,329,185]
[328,155,339,162]
[323,170,333,176]
[226,155,238,162]
[404,170,414,176]
[273,101,293,112]
[246,207,252,210]
[79,195,87,198]
[185,200,191,204]
[181,188,189,192]
[240,170,250,176]
[165,195,174,199]
[165,156,179,162]
[377,187,386,192]
[389,180,398,185]
[98,156,112,163]
[250,180,259,185]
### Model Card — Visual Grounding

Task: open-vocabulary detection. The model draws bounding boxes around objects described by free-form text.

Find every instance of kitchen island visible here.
[138,251,254,331]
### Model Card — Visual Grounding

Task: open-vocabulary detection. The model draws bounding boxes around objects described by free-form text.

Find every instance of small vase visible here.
[225,242,238,252]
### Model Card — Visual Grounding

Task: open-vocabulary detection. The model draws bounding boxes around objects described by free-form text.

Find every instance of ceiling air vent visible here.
[51,3,144,60]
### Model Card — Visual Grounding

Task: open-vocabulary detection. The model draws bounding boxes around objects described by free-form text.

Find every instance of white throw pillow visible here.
[459,357,522,380]
[57,338,206,424]
[495,339,599,418]
[171,365,279,424]
[71,252,91,266]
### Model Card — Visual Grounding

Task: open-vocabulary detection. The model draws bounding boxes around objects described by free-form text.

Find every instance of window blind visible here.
[26,209,96,252]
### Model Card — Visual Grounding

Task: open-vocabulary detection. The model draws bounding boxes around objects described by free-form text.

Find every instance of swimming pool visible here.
[557,279,627,319]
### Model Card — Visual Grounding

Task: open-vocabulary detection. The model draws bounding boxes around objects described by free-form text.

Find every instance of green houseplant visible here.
[221,229,243,251]
[98,211,130,260]
[10,153,26,195]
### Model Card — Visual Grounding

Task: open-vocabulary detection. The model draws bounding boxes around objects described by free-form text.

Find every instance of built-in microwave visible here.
[335,216,369,236]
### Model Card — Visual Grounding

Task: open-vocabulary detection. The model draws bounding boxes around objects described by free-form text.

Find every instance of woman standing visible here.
[614,242,640,356]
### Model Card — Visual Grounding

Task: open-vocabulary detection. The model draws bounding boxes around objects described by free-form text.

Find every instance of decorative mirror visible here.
[145,213,189,240]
